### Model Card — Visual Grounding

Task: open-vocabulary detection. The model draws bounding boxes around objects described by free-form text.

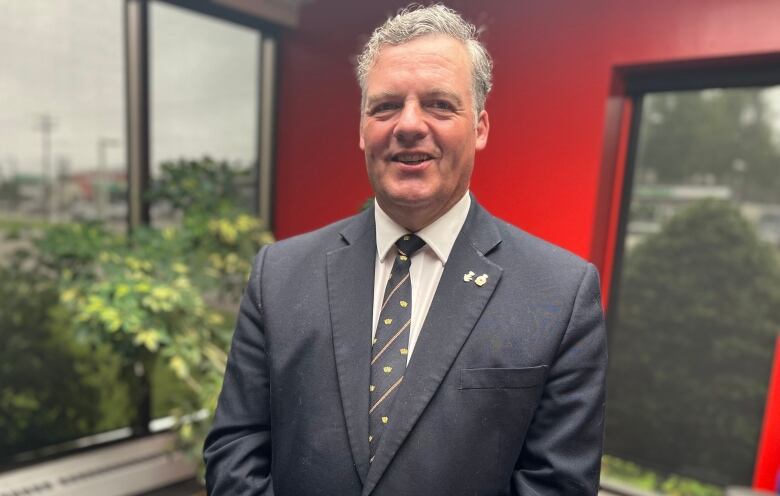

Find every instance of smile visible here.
[391,153,434,165]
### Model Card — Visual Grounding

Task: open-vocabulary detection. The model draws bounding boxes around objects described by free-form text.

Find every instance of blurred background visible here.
[1,1,779,495]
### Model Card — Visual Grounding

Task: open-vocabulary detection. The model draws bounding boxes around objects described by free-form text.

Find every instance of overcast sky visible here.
[0,0,258,178]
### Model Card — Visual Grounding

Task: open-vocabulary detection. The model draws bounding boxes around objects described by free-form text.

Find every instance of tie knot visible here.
[395,234,426,257]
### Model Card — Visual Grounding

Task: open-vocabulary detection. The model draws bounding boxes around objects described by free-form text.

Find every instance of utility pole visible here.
[35,114,56,221]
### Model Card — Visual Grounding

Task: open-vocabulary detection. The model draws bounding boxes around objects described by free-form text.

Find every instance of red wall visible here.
[273,0,780,266]
[754,337,780,490]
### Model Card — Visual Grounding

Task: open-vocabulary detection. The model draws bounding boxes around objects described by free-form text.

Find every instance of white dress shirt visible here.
[372,191,471,364]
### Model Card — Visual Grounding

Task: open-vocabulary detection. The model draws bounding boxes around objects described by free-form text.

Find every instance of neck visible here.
[377,193,465,233]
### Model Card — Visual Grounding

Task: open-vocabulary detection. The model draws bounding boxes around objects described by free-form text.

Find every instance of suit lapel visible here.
[363,202,504,495]
[327,209,376,486]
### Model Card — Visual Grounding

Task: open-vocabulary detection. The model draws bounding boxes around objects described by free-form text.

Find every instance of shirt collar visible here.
[374,191,471,265]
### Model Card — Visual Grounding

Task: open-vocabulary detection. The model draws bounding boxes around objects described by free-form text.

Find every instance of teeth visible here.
[396,154,430,162]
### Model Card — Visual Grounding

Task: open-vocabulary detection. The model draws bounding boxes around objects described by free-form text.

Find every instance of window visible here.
[150,1,261,223]
[0,0,130,464]
[0,0,277,468]
[604,85,780,492]
[0,0,126,227]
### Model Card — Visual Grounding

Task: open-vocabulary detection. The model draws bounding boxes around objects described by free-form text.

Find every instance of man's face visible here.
[359,35,489,230]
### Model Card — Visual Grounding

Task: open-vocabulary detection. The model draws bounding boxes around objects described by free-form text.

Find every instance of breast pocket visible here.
[459,365,547,390]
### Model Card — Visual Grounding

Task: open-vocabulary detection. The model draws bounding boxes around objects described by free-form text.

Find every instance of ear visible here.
[359,106,367,151]
[475,110,489,151]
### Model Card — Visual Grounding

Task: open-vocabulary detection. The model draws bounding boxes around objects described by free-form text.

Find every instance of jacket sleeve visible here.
[204,246,274,495]
[512,263,608,495]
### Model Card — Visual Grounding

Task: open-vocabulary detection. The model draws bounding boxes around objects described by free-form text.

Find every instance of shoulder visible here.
[474,205,596,288]
[261,209,372,264]
[498,217,588,268]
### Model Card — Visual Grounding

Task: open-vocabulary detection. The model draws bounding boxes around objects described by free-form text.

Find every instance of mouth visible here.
[391,152,435,166]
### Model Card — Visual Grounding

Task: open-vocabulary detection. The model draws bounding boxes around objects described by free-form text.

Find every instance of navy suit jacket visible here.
[204,199,607,495]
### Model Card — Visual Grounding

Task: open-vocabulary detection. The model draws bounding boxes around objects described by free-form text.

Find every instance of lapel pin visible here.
[463,270,475,282]
[475,274,488,287]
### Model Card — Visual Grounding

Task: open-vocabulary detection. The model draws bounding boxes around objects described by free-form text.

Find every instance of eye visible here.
[428,100,455,112]
[368,101,401,115]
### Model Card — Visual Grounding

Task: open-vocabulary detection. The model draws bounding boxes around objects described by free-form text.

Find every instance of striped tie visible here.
[369,234,426,461]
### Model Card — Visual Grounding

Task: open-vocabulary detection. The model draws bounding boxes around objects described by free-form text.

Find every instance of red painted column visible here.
[754,336,780,491]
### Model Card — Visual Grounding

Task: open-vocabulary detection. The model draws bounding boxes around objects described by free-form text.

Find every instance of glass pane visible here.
[150,1,259,224]
[0,1,126,227]
[0,0,130,464]
[604,87,780,493]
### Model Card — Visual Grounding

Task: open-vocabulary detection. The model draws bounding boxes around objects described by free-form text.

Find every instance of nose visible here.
[393,102,428,143]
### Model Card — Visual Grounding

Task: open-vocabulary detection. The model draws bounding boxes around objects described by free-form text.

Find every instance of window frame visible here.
[125,0,282,232]
[595,52,780,489]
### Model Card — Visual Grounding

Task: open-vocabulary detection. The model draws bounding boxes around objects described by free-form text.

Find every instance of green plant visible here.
[0,228,131,461]
[606,199,780,486]
[146,157,252,216]
[0,157,273,469]
[602,456,724,495]
[33,221,122,273]
[56,157,273,459]
[59,240,219,433]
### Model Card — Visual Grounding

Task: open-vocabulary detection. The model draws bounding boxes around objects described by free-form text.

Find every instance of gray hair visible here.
[356,4,493,118]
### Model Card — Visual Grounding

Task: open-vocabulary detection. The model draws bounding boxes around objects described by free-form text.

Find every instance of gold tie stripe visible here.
[370,319,411,365]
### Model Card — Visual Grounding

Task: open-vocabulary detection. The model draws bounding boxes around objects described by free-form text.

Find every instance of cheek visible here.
[363,122,395,150]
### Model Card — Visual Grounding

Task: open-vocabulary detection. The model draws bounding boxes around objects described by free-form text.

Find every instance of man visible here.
[204,5,607,495]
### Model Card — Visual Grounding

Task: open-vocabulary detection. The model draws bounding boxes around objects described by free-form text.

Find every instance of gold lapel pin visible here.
[475,274,488,287]
[463,270,475,282]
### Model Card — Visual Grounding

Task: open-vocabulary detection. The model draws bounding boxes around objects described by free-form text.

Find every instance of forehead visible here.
[366,35,472,94]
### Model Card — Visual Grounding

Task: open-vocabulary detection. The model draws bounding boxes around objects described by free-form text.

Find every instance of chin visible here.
[382,180,436,200]
[382,189,436,208]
